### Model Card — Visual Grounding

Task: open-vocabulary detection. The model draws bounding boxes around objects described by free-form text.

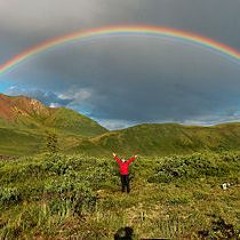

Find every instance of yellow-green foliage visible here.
[0,152,240,239]
[3,122,240,157]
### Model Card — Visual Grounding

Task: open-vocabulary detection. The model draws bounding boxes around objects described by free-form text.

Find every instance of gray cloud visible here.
[1,0,240,47]
[6,86,72,107]
[1,0,240,129]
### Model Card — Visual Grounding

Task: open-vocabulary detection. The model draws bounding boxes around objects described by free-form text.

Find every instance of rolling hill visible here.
[87,123,240,155]
[0,94,107,155]
[1,93,240,156]
[0,94,107,135]
[1,94,240,238]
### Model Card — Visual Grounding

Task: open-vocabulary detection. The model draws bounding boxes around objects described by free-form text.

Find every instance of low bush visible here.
[148,152,239,183]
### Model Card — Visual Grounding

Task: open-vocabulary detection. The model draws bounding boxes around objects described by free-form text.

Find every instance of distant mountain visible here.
[0,94,49,124]
[1,93,240,156]
[75,122,240,156]
[0,94,107,135]
[0,94,107,155]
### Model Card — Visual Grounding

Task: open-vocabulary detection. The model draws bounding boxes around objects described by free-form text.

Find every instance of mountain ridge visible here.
[0,93,107,134]
[1,93,240,156]
[0,93,107,155]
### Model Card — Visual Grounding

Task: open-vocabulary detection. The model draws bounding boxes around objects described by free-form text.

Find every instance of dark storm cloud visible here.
[1,0,240,129]
[135,1,240,48]
[7,37,240,127]
[1,0,240,48]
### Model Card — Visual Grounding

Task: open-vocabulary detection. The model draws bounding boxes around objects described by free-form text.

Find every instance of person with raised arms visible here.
[112,152,138,193]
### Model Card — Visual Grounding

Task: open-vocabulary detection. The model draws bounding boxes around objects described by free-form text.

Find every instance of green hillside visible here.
[0,94,108,155]
[44,107,106,136]
[0,94,107,137]
[0,126,87,156]
[0,127,44,155]
[1,95,240,239]
[3,117,240,157]
[2,94,240,157]
[84,123,240,156]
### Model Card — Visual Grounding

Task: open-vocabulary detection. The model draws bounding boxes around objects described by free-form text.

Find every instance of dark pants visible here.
[120,174,130,193]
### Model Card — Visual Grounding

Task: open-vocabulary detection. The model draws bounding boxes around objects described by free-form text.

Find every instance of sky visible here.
[0,0,240,129]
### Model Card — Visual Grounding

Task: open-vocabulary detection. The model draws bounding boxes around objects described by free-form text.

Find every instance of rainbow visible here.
[1,25,240,75]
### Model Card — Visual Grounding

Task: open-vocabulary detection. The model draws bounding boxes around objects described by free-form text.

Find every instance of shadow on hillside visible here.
[114,226,134,240]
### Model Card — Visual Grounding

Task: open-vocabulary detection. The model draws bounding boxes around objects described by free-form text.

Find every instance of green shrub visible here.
[0,187,22,205]
[44,172,97,216]
[1,151,240,239]
[168,196,190,205]
[148,152,235,183]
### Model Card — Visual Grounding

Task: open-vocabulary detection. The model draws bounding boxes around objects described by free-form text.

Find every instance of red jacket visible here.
[114,155,136,175]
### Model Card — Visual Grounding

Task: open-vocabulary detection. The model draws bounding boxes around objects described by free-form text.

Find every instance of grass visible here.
[0,151,240,239]
[0,127,45,155]
[44,107,107,136]
[79,122,240,156]
[4,116,240,157]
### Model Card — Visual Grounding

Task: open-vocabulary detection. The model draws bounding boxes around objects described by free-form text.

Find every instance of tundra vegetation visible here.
[1,95,240,239]
[0,151,240,239]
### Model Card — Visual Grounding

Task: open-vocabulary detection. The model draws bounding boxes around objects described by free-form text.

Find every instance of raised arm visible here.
[113,152,121,165]
[127,155,138,164]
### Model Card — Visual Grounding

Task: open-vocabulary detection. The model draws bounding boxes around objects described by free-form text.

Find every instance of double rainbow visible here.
[0,25,240,75]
